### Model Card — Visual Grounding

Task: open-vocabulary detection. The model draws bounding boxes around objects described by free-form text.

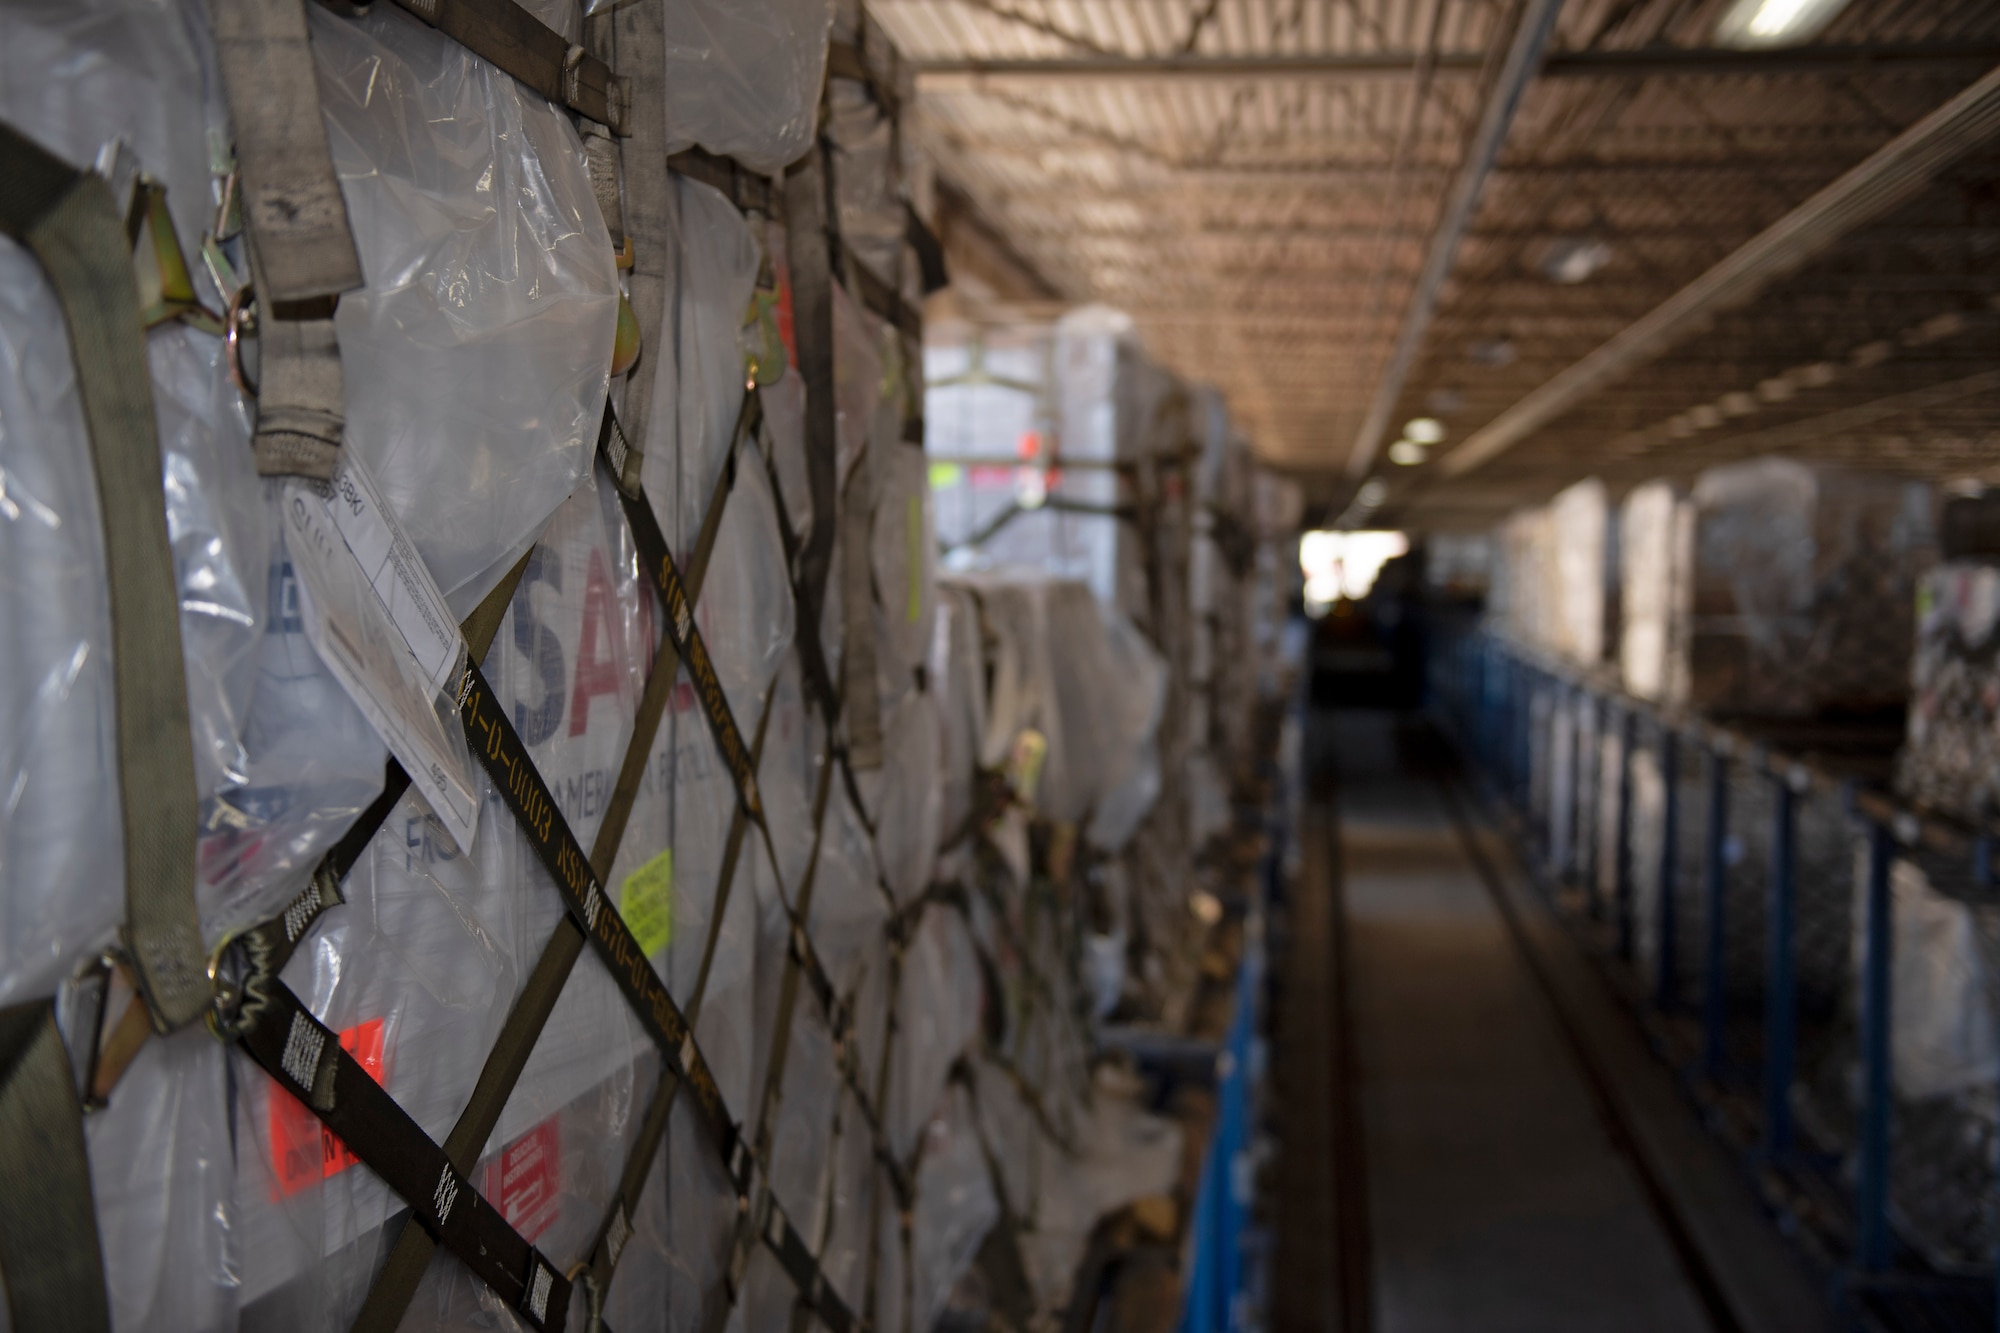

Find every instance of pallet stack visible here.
[0,0,1279,1329]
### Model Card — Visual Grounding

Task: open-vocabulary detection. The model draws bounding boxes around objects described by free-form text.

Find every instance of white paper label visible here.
[283,485,480,853]
[320,454,465,699]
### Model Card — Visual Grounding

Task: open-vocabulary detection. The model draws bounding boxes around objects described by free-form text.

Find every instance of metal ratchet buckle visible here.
[204,926,270,1044]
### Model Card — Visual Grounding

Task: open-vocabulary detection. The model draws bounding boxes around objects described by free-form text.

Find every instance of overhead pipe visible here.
[1342,0,1565,481]
[912,42,2000,83]
[1438,60,2000,480]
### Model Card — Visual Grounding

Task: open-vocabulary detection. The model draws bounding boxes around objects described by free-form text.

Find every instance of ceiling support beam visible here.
[1343,0,1564,480]
[1438,61,2000,481]
[913,42,2000,83]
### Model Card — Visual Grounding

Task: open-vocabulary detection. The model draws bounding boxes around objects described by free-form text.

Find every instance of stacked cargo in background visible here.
[1618,459,1938,718]
[1484,480,1616,670]
[1498,460,1997,1276]
[1551,478,1618,670]
[0,0,1291,1328]
[1489,505,1559,654]
[1619,480,1692,704]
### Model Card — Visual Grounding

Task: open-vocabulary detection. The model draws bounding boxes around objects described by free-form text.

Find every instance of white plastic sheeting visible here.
[310,4,619,617]
[646,0,833,174]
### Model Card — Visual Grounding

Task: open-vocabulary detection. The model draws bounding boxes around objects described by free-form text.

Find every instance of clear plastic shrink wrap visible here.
[236,474,652,1329]
[908,1087,1002,1333]
[646,0,833,174]
[310,3,620,617]
[0,0,390,1005]
[0,8,405,1329]
[637,177,759,548]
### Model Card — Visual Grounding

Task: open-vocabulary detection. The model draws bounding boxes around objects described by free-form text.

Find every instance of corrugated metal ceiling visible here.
[881,0,2000,524]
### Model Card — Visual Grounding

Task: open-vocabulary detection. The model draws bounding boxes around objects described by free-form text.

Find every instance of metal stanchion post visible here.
[1702,748,1730,1075]
[1856,819,1895,1273]
[1762,772,1798,1159]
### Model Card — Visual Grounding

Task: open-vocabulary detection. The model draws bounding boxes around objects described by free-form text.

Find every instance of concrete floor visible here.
[1277,711,1715,1333]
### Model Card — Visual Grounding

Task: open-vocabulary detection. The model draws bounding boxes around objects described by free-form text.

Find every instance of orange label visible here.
[268,1018,388,1198]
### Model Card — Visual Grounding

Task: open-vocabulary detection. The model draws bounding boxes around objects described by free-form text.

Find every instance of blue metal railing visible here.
[1176,749,1280,1333]
[1436,632,2000,1332]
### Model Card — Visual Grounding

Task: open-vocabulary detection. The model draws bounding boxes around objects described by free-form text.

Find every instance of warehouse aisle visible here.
[1324,710,1715,1333]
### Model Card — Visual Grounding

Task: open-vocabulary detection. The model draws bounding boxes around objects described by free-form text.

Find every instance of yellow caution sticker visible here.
[620,848,674,958]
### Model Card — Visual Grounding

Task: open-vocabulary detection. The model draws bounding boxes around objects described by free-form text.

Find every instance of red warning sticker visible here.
[484,1118,561,1242]
[268,1018,388,1198]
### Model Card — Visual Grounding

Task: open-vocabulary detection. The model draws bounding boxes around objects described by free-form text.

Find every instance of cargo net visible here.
[0,0,1230,1328]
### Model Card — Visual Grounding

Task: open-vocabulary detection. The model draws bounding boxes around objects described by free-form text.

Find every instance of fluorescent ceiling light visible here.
[1541,238,1614,285]
[1388,440,1426,466]
[1404,417,1445,445]
[1714,0,1854,48]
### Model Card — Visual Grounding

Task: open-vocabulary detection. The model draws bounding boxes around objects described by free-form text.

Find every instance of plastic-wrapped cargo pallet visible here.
[927,308,1186,625]
[1488,504,1559,654]
[1623,459,1937,718]
[1838,524,2000,1276]
[1549,478,1617,670]
[921,287,1299,1319]
[0,0,1166,1331]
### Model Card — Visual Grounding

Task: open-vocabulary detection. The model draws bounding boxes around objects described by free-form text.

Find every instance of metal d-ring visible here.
[224,281,258,397]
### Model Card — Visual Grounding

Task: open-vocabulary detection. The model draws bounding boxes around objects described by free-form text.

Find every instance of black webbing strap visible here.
[355,437,748,1332]
[781,147,842,717]
[839,248,920,342]
[386,0,627,133]
[0,1001,112,1333]
[618,477,764,828]
[0,124,207,1032]
[456,657,732,1132]
[86,554,533,1125]
[667,147,776,216]
[861,941,904,1325]
[904,204,947,297]
[230,981,572,1329]
[748,408,843,730]
[839,460,885,771]
[946,874,1079,1158]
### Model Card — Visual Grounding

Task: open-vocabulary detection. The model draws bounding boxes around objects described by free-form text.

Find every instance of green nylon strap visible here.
[0,124,206,1032]
[704,739,840,1333]
[569,687,776,1316]
[0,1001,112,1333]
